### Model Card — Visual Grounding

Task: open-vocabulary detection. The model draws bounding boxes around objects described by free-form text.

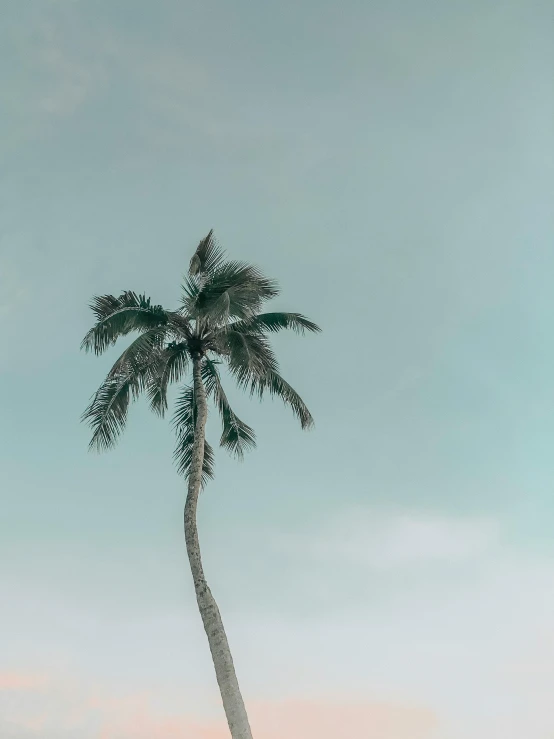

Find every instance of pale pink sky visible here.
[0,672,437,739]
[4,510,554,737]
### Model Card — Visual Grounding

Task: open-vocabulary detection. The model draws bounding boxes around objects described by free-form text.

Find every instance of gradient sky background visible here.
[1,0,553,737]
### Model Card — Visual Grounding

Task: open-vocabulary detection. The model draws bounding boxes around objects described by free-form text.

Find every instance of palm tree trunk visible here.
[184,354,254,739]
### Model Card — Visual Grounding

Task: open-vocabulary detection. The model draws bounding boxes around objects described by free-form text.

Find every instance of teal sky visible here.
[1,1,554,737]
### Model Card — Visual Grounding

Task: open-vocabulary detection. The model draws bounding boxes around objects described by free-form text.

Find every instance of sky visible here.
[1,0,553,736]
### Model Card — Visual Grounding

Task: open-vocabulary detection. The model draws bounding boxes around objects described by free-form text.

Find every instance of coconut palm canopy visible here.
[81,231,320,480]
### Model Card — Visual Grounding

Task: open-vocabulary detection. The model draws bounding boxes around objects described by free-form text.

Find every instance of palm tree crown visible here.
[81,231,320,480]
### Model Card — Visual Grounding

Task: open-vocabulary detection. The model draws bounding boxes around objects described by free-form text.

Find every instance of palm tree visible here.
[81,231,320,739]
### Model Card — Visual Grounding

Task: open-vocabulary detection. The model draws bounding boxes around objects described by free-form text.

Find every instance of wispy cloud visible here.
[99,698,438,739]
[2,11,246,147]
[0,673,48,691]
[271,506,501,572]
[3,16,105,133]
[1,6,319,161]
[4,544,554,738]
[0,673,438,739]
[248,699,438,739]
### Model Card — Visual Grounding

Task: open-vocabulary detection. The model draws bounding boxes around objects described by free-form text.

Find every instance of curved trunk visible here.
[184,355,254,739]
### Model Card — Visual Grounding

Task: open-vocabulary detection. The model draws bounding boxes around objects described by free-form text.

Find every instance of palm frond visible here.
[83,235,319,473]
[188,230,226,277]
[216,329,280,390]
[82,373,141,451]
[179,276,201,319]
[81,291,168,355]
[232,312,321,335]
[252,370,314,430]
[202,358,256,458]
[147,342,189,417]
[106,328,167,379]
[172,385,214,485]
[166,311,193,340]
[189,261,280,324]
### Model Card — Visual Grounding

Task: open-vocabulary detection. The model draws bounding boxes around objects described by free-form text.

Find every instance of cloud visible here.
[0,673,438,739]
[3,16,105,132]
[249,699,438,739]
[93,692,224,739]
[271,506,500,572]
[1,5,311,160]
[0,673,47,691]
[5,546,554,737]
[2,10,234,146]
[0,719,37,739]
[4,507,554,738]
[100,699,438,739]
[231,552,554,739]
[0,668,432,737]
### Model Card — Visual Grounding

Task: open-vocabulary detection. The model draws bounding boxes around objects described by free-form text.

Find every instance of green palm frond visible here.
[107,328,167,379]
[202,359,256,458]
[216,329,280,390]
[147,342,189,416]
[81,291,168,355]
[179,276,201,319]
[189,261,280,324]
[188,230,226,277]
[83,231,319,471]
[82,373,141,451]
[166,311,193,340]
[233,312,321,335]
[252,370,314,429]
[172,385,214,485]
